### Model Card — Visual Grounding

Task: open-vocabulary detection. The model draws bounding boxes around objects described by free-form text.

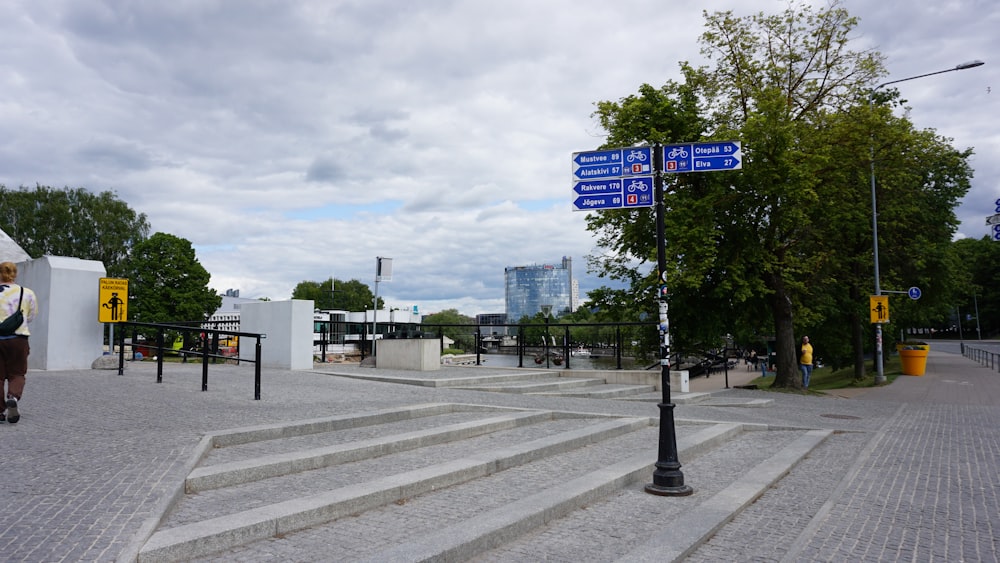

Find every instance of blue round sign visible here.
[908,287,921,300]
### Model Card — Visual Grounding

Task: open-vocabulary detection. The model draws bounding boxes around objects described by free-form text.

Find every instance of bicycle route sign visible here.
[662,141,742,173]
[572,146,654,211]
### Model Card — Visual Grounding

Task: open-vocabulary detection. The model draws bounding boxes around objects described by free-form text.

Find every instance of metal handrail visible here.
[115,321,266,399]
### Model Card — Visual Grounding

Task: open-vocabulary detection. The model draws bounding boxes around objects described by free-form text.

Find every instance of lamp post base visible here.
[644,482,694,497]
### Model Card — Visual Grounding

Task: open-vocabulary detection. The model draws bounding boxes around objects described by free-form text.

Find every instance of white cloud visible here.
[2,0,998,315]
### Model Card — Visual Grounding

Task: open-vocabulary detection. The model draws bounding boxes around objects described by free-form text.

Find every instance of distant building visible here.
[504,257,573,322]
[571,278,580,312]
[476,313,508,334]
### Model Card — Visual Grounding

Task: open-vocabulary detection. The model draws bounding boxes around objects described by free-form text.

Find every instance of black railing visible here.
[963,344,1000,372]
[115,321,266,400]
[313,320,657,369]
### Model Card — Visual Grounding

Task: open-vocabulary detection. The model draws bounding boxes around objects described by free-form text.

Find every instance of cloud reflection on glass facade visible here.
[505,257,573,323]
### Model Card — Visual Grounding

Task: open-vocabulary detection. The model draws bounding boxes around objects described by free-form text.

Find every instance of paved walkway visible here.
[1,346,997,561]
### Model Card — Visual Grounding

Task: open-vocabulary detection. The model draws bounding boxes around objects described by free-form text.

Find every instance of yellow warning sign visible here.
[869,295,889,324]
[99,278,129,323]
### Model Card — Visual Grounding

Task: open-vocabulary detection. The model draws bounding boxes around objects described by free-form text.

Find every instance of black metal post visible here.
[321,322,328,362]
[254,337,262,400]
[615,325,622,370]
[117,326,126,375]
[518,325,525,368]
[201,335,209,391]
[646,143,693,496]
[544,317,550,369]
[156,330,164,383]
[724,339,730,389]
[360,323,367,361]
[475,329,482,366]
[564,325,571,369]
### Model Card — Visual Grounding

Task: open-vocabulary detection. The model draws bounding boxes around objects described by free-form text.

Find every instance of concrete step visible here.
[532,383,658,399]
[134,404,828,562]
[185,409,555,493]
[322,369,557,388]
[455,377,606,393]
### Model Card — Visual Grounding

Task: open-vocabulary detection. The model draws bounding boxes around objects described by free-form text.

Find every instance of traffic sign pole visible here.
[571,139,741,497]
[645,143,692,497]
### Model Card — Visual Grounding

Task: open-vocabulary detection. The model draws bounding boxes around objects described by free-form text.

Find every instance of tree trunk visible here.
[849,282,866,380]
[766,272,801,389]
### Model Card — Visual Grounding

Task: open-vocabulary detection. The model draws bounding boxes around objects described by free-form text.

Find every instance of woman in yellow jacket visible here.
[799,335,814,389]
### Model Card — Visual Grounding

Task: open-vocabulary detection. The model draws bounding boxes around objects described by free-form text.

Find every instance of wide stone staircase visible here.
[323,367,660,400]
[134,402,828,562]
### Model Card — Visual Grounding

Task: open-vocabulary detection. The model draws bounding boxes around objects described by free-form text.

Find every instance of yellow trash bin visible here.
[896,344,929,376]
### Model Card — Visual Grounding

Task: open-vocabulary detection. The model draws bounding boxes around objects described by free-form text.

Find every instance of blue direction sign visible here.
[623,177,654,207]
[573,179,623,196]
[622,147,652,176]
[573,148,623,180]
[572,146,655,211]
[573,148,621,167]
[573,162,623,180]
[573,194,624,210]
[662,144,692,172]
[664,141,742,173]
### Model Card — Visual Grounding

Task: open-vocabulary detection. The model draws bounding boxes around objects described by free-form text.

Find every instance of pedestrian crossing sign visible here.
[870,295,889,324]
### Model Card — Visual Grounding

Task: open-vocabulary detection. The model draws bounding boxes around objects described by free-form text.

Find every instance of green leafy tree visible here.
[586,3,973,386]
[119,233,222,329]
[422,308,475,350]
[686,3,884,387]
[949,237,1000,338]
[588,3,875,386]
[292,278,381,311]
[780,98,971,376]
[0,184,150,276]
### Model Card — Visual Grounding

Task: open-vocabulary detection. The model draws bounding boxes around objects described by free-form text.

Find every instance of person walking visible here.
[0,262,39,424]
[799,335,814,389]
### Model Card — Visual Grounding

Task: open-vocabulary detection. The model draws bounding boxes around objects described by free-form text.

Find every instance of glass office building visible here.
[504,257,573,323]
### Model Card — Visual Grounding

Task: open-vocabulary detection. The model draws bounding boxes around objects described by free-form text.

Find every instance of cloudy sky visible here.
[2,0,997,316]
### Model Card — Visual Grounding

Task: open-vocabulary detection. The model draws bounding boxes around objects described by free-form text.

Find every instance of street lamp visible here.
[868,60,984,384]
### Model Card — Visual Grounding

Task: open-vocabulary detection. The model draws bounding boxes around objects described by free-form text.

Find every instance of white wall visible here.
[20,256,106,370]
[239,299,314,370]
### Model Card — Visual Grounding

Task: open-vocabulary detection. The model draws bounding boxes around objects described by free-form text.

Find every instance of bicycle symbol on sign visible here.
[666,146,688,159]
[626,149,647,163]
[626,179,649,193]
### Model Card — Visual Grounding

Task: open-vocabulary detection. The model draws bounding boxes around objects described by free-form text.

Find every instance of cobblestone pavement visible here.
[0,344,997,562]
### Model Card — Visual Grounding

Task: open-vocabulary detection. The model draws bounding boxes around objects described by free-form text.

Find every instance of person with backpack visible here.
[0,261,39,424]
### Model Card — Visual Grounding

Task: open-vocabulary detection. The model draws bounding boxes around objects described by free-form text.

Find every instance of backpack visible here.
[0,287,24,336]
